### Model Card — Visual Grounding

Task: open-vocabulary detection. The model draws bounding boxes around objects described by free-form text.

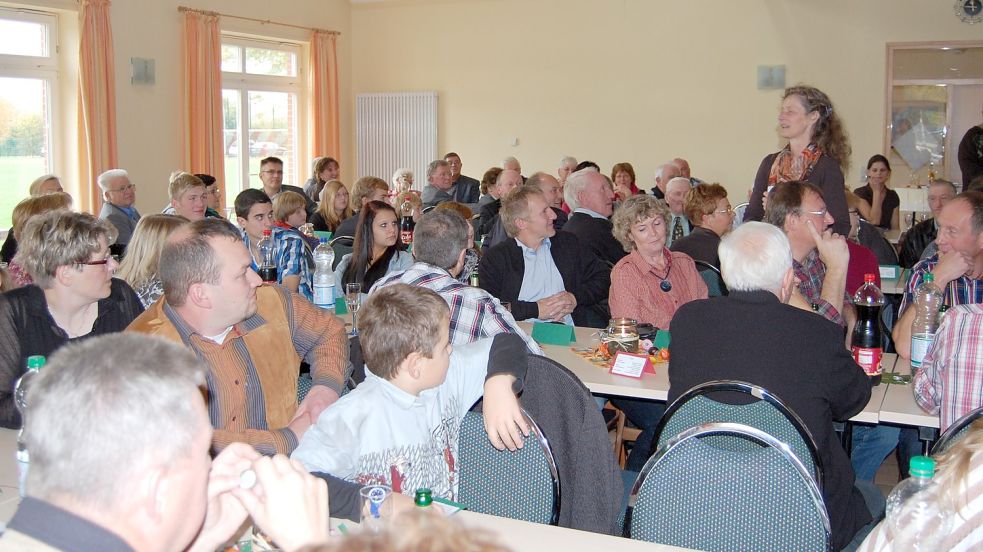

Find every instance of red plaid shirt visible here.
[793,249,847,327]
[913,304,983,432]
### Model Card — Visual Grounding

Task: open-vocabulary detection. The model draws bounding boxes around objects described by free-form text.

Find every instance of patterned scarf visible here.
[768,143,824,185]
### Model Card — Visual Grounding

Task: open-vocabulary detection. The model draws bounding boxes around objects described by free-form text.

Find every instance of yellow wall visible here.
[351,0,981,198]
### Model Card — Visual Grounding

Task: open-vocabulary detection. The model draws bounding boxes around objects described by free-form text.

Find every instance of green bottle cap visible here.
[26,356,45,370]
[909,455,935,478]
[922,273,934,284]
[414,488,433,507]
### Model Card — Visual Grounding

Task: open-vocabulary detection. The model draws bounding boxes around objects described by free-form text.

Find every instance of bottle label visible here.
[401,230,413,244]
[852,346,883,376]
[910,334,935,368]
[313,284,334,308]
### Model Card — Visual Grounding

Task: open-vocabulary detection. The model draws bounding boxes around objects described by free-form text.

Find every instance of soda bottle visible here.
[15,355,45,497]
[851,273,884,385]
[885,456,952,550]
[910,273,943,369]
[257,229,277,283]
[312,237,335,309]
[400,204,415,246]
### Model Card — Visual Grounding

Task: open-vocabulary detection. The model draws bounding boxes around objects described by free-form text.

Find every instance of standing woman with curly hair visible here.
[746,85,852,236]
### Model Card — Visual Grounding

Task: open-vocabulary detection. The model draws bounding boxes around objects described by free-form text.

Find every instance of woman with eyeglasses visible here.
[609,194,707,330]
[669,183,734,269]
[0,211,143,429]
[745,85,851,236]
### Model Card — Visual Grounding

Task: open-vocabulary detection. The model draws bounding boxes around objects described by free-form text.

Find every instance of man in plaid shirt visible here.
[371,209,542,355]
[764,181,852,328]
[913,304,983,431]
[894,191,983,360]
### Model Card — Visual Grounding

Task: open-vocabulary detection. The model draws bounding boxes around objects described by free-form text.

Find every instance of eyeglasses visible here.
[77,254,114,268]
[261,170,284,175]
[801,208,828,217]
[208,187,222,196]
[713,206,734,215]
[109,183,136,193]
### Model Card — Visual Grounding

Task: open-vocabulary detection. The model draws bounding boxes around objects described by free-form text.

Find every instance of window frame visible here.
[221,34,307,205]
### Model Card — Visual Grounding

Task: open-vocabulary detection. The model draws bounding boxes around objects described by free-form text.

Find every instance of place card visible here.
[335,297,348,315]
[609,351,652,379]
[879,265,901,279]
[313,230,333,241]
[532,322,576,345]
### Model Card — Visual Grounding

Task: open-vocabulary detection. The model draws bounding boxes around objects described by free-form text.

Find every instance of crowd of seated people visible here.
[3,85,983,552]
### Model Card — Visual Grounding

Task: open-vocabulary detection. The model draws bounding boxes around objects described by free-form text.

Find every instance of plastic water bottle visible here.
[851,274,885,385]
[910,273,943,368]
[885,456,952,551]
[312,237,335,309]
[14,355,45,497]
[257,229,277,283]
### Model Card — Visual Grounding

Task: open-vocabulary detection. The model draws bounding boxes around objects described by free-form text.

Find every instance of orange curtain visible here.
[182,10,225,208]
[77,0,118,214]
[309,31,340,161]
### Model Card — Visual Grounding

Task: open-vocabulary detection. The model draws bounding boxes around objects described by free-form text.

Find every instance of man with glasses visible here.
[764,180,852,327]
[259,157,316,217]
[195,173,225,219]
[97,169,141,249]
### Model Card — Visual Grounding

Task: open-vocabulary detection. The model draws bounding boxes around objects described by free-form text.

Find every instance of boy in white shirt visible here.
[292,284,529,499]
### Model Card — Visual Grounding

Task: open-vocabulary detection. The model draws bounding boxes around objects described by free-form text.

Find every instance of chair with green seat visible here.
[328,235,354,270]
[652,380,824,490]
[457,409,560,525]
[624,422,830,551]
[693,260,728,297]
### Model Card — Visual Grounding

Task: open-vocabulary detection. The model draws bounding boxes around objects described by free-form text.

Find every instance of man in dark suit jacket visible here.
[562,169,626,267]
[444,152,481,210]
[479,186,609,328]
[667,221,877,552]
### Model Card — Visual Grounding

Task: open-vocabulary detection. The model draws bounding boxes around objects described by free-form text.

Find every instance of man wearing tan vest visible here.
[127,218,350,457]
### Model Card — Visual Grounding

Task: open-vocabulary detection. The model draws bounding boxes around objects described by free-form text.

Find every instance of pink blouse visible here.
[609,249,708,329]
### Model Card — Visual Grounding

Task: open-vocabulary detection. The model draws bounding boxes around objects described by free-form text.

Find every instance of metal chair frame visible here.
[931,405,983,455]
[624,422,831,548]
[652,379,825,490]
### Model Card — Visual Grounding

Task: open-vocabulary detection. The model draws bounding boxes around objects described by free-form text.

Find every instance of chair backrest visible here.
[733,202,749,229]
[625,422,830,552]
[932,406,983,455]
[297,373,313,402]
[693,260,728,297]
[653,380,824,490]
[329,235,354,270]
[457,409,560,525]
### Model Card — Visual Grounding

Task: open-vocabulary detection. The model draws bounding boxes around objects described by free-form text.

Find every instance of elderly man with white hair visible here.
[562,168,625,266]
[667,221,880,552]
[651,162,681,200]
[97,168,141,248]
[664,176,693,247]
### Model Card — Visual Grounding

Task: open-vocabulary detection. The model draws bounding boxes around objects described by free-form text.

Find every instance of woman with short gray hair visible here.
[0,210,144,428]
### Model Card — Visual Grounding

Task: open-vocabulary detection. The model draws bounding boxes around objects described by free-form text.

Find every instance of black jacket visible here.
[898,217,937,269]
[668,290,873,551]
[562,212,626,267]
[478,230,609,327]
[669,226,721,268]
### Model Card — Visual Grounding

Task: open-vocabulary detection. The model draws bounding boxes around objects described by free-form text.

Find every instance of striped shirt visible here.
[913,304,983,432]
[372,262,542,355]
[244,226,313,302]
[609,249,708,329]
[127,285,349,455]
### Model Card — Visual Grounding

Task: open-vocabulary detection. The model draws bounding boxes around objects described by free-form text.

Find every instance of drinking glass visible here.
[346,283,362,335]
[359,485,392,532]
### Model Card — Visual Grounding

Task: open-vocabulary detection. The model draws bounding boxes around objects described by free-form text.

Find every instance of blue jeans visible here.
[850,424,921,481]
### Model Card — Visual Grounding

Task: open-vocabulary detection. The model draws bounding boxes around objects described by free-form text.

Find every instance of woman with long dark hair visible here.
[335,200,413,295]
[745,85,852,236]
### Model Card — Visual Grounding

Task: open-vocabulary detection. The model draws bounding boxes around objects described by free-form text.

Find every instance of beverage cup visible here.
[359,485,392,531]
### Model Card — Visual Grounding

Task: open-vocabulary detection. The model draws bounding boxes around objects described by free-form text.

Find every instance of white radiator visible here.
[356,91,438,190]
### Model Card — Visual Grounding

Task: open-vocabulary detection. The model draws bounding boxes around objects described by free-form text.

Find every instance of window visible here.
[0,8,58,230]
[221,37,304,212]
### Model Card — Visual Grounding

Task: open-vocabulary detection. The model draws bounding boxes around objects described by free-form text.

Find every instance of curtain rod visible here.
[177,6,340,36]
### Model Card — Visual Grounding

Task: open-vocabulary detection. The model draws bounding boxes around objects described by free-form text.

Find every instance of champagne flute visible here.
[345,283,362,335]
